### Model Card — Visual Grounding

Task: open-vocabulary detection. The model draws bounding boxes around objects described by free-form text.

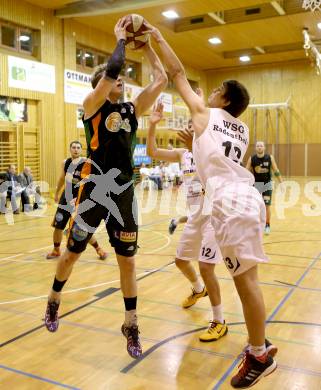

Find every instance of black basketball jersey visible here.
[83,100,138,182]
[251,154,272,184]
[64,157,86,198]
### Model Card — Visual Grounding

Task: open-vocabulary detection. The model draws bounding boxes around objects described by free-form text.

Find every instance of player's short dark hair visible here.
[91,64,107,89]
[222,80,250,118]
[69,140,82,149]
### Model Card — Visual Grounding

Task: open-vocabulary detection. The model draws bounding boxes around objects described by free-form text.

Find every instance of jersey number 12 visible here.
[222,141,242,163]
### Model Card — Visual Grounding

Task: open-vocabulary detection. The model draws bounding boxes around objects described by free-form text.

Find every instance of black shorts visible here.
[262,190,272,206]
[52,192,73,230]
[67,183,138,257]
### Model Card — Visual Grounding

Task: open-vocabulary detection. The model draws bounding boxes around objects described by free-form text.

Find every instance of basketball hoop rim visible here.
[302,0,321,11]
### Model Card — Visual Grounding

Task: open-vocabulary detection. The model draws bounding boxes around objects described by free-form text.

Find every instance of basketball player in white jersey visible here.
[147,101,227,341]
[143,25,277,388]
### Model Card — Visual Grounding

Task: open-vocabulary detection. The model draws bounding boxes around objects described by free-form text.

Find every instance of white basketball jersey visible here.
[180,150,203,207]
[193,108,254,189]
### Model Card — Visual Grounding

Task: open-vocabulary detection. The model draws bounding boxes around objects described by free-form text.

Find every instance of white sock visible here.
[249,344,266,357]
[212,304,224,324]
[192,279,204,293]
[125,309,137,326]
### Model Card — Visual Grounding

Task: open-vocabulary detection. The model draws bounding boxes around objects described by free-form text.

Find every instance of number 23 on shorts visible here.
[224,256,241,273]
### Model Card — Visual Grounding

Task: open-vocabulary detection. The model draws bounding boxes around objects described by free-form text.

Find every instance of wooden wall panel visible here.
[0,0,65,189]
[290,144,305,176]
[307,144,321,176]
[0,0,206,190]
[206,62,321,145]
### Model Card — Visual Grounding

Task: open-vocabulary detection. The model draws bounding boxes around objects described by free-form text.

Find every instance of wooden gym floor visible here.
[0,178,321,389]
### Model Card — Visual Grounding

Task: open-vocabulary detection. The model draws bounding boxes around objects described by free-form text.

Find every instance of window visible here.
[19,30,32,53]
[1,25,15,48]
[76,44,140,83]
[0,21,37,56]
[84,50,95,68]
[76,47,82,65]
[120,61,139,82]
[97,54,105,65]
[76,45,108,71]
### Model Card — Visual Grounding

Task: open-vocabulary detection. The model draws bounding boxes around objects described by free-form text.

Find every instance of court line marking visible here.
[2,297,321,381]
[0,364,80,390]
[4,255,321,305]
[2,305,320,349]
[0,230,171,305]
[0,260,174,348]
[120,319,321,375]
[212,250,321,390]
[0,271,147,306]
[0,254,23,261]
[0,218,170,263]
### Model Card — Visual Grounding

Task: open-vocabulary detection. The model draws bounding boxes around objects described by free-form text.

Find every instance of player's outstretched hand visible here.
[142,21,163,43]
[114,16,130,41]
[178,128,193,151]
[150,100,164,125]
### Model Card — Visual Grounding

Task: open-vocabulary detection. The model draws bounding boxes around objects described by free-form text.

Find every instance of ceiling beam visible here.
[174,1,307,33]
[55,0,185,18]
[270,1,286,15]
[208,12,226,25]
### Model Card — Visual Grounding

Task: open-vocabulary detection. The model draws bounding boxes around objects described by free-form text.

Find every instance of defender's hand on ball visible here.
[150,100,164,125]
[141,21,163,43]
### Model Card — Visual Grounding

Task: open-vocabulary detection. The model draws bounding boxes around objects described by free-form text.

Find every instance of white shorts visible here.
[176,196,222,264]
[210,182,268,276]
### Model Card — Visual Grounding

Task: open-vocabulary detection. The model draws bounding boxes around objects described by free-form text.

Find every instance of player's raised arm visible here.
[144,23,207,131]
[133,40,168,118]
[146,101,184,162]
[83,17,129,118]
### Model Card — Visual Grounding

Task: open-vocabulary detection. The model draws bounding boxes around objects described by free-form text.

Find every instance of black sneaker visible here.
[231,352,277,388]
[121,323,142,359]
[244,339,278,358]
[265,339,278,357]
[44,301,60,332]
[168,219,177,235]
[243,339,278,357]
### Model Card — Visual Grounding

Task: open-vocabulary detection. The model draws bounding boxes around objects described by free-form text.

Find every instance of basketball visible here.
[125,14,149,50]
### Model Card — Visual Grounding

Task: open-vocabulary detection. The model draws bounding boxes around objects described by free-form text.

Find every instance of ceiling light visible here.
[318,22,321,30]
[162,10,179,19]
[208,37,222,45]
[127,67,133,72]
[240,55,251,62]
[19,35,30,42]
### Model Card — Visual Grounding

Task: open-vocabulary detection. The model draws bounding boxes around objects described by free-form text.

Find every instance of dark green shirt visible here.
[83,100,138,183]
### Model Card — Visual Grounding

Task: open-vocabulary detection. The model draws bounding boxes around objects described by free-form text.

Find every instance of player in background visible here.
[47,141,108,260]
[246,141,283,234]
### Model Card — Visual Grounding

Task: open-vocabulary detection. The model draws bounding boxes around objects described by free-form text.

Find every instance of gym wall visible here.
[0,0,207,190]
[206,61,321,176]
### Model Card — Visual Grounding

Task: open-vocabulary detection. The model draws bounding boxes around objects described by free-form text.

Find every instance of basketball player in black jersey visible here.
[246,141,283,234]
[44,17,167,359]
[47,141,108,260]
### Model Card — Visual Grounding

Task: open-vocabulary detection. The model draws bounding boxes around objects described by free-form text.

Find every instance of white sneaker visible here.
[264,225,271,235]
